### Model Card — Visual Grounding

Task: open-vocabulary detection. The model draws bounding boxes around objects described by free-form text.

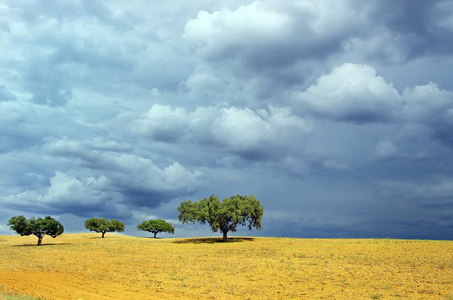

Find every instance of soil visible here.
[1,234,452,299]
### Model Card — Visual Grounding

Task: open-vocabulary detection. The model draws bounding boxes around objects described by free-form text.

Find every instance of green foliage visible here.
[7,216,64,246]
[137,219,175,238]
[84,217,125,238]
[177,194,263,241]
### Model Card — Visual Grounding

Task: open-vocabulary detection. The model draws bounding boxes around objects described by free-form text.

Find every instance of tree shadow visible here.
[11,243,72,247]
[173,237,255,244]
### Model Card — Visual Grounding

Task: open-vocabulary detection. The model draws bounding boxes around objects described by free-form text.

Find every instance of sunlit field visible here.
[1,234,452,299]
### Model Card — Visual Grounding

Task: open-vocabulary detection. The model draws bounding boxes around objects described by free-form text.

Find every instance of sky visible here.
[1,0,453,240]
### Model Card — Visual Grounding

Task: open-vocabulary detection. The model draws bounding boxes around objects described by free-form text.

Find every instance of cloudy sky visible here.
[1,0,453,239]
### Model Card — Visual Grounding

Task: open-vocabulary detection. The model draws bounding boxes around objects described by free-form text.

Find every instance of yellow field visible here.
[0,234,452,299]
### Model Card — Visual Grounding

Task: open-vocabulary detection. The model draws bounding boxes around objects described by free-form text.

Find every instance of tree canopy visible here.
[7,216,64,245]
[84,217,125,238]
[177,194,263,241]
[137,219,175,238]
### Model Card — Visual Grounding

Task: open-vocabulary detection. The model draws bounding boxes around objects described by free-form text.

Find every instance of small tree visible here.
[137,219,175,238]
[177,194,264,241]
[7,216,64,246]
[84,217,125,238]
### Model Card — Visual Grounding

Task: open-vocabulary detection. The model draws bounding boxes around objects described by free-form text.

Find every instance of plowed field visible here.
[0,234,452,299]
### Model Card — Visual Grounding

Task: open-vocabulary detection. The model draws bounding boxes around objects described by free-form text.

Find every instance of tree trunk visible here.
[153,232,157,238]
[102,232,105,238]
[37,235,43,246]
[222,230,228,242]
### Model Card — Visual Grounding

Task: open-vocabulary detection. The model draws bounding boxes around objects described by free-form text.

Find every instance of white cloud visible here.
[136,104,312,159]
[2,138,204,217]
[46,171,103,205]
[3,172,105,212]
[183,0,365,73]
[403,82,453,119]
[294,63,403,123]
[184,2,290,57]
[108,154,202,195]
[403,82,453,147]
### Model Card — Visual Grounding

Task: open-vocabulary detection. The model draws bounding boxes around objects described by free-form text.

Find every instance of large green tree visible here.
[84,218,125,238]
[177,194,263,241]
[7,216,64,246]
[137,219,175,238]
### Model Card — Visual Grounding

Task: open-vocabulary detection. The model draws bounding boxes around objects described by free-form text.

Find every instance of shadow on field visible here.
[12,243,72,247]
[173,237,255,244]
[88,236,123,239]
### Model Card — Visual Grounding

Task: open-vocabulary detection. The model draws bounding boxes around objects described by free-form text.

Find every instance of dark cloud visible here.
[0,86,17,102]
[378,0,453,59]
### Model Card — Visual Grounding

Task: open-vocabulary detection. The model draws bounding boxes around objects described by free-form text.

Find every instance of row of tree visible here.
[7,216,175,245]
[7,194,264,245]
[85,217,175,238]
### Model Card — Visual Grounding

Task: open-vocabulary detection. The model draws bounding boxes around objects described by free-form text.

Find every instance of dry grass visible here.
[0,233,452,299]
